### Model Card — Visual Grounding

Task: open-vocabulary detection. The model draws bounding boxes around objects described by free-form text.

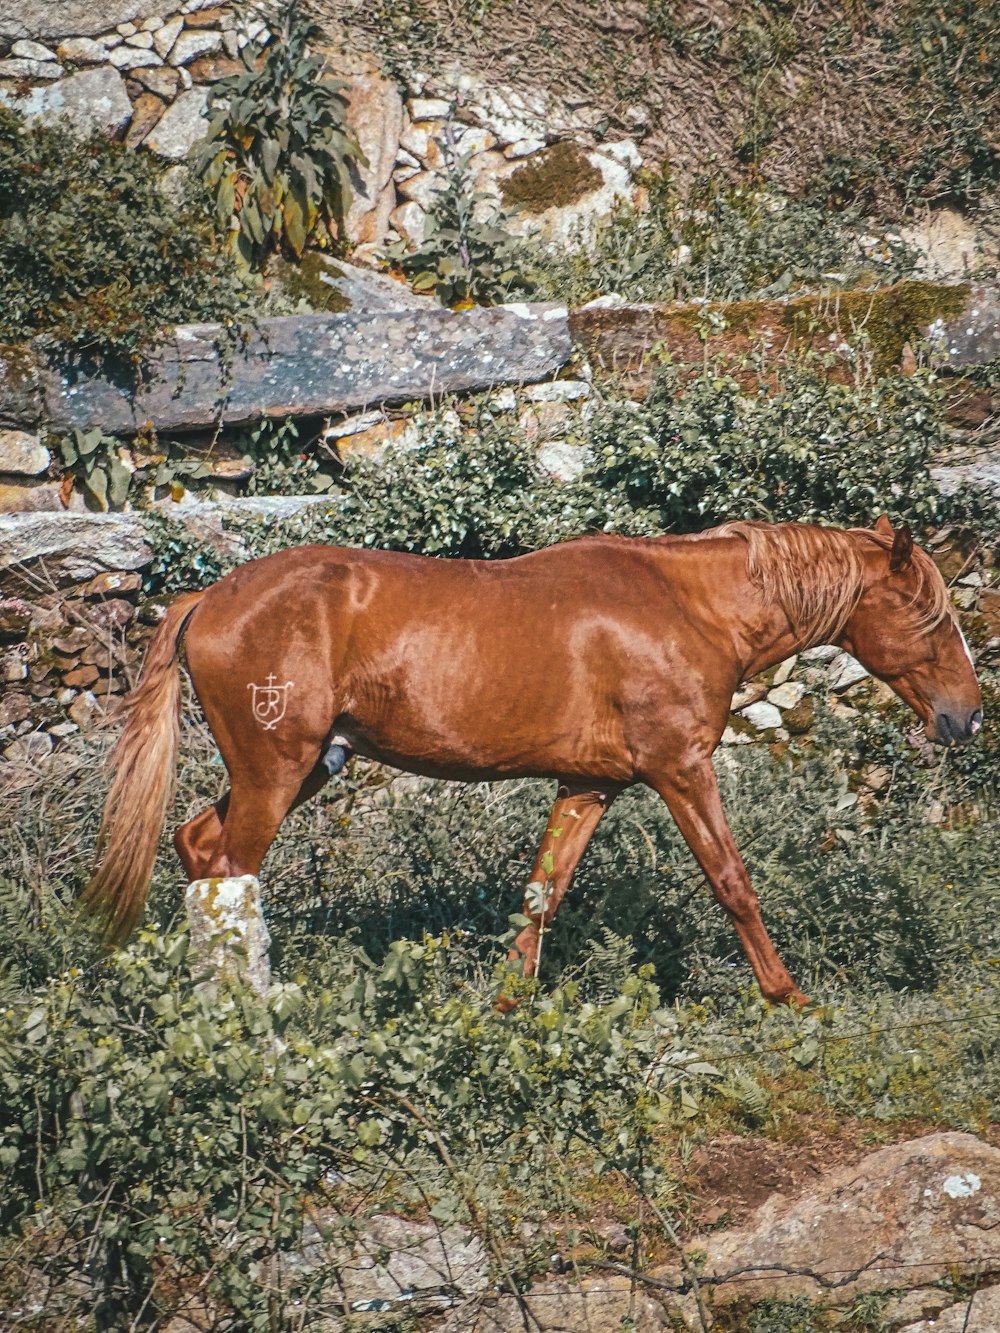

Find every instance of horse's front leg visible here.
[507,783,621,978]
[649,757,808,1007]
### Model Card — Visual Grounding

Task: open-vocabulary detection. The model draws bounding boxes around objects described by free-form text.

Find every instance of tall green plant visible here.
[385,135,527,306]
[193,2,367,269]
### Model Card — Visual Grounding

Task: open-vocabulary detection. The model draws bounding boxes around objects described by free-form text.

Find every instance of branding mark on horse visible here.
[248,674,294,730]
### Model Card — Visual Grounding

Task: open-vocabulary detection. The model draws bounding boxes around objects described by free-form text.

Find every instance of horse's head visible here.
[838,517,982,746]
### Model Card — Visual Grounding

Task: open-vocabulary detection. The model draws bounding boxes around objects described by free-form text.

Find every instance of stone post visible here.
[185,875,271,999]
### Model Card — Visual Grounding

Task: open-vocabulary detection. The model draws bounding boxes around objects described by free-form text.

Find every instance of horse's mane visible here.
[715,520,953,644]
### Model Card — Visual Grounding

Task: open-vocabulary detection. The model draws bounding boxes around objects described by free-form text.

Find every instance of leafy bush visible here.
[237,414,337,495]
[193,1,366,270]
[385,138,529,306]
[0,926,687,1327]
[252,356,985,570]
[0,107,248,361]
[571,355,962,533]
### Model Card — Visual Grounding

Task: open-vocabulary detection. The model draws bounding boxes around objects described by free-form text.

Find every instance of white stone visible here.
[178,65,192,89]
[109,45,161,70]
[768,681,807,710]
[221,29,239,57]
[800,644,839,663]
[0,65,132,135]
[396,170,443,212]
[408,96,451,120]
[505,137,546,159]
[117,21,137,35]
[455,124,495,157]
[0,431,50,477]
[153,15,184,59]
[142,15,164,30]
[56,36,115,64]
[399,120,440,162]
[828,652,869,691]
[522,379,590,403]
[11,39,57,61]
[538,440,588,481]
[0,58,64,80]
[740,701,783,731]
[721,726,752,745]
[602,138,642,170]
[731,682,766,711]
[124,30,154,48]
[169,29,222,65]
[771,654,798,684]
[144,86,210,158]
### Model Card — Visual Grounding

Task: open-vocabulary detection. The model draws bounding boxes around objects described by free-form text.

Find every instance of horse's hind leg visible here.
[507,784,620,979]
[175,758,334,882]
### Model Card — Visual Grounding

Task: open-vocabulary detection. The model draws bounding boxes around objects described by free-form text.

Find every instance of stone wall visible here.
[0,1,644,253]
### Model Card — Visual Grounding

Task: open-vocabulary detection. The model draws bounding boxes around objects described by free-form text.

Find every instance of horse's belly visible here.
[335,701,631,785]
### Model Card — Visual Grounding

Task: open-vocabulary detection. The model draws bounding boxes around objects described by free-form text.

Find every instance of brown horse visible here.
[82,516,982,1005]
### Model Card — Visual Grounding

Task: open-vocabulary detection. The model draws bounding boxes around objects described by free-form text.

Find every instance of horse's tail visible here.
[80,589,205,944]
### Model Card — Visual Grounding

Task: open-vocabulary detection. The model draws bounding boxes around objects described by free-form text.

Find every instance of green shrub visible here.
[0,107,249,362]
[571,355,961,532]
[193,1,366,270]
[0,926,686,1327]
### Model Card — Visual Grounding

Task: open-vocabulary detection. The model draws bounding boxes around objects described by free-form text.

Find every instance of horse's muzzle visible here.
[933,707,983,746]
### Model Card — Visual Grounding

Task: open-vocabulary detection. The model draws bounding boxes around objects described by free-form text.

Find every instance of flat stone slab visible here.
[569,282,994,382]
[0,1,167,44]
[38,304,572,435]
[0,495,331,585]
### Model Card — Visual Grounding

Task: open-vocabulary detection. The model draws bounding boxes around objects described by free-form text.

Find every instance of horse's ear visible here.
[874,514,894,538]
[889,525,914,573]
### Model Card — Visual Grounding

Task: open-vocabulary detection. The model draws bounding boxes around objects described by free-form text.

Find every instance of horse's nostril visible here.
[970,708,983,736]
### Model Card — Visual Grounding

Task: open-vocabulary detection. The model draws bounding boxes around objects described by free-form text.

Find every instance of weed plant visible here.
[520,179,916,308]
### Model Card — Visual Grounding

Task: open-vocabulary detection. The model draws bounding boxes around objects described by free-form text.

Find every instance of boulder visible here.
[0,431,49,477]
[0,66,133,136]
[665,1133,1000,1308]
[37,305,572,435]
[489,140,640,245]
[568,281,991,385]
[0,512,152,584]
[143,86,210,159]
[342,62,405,248]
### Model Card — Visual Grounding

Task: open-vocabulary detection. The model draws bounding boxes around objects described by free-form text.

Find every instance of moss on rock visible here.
[500,141,604,216]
